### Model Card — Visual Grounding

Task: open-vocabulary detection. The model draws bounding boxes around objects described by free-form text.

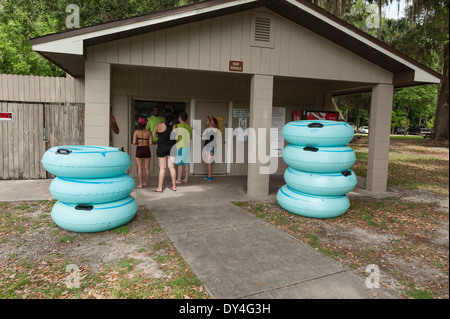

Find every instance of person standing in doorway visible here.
[132,117,152,188]
[146,104,164,142]
[153,111,177,192]
[203,115,219,182]
[174,111,192,184]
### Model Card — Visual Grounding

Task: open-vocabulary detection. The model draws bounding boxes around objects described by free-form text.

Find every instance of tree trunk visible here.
[377,0,382,40]
[433,42,449,141]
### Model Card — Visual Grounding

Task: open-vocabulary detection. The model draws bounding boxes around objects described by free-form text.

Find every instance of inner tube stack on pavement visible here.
[276,120,357,218]
[41,145,137,232]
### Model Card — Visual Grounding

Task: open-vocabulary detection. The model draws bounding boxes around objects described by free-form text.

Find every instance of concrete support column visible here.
[366,84,394,192]
[84,61,111,146]
[247,74,274,197]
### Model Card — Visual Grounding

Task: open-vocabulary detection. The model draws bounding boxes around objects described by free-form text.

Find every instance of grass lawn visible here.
[239,135,449,299]
[237,136,449,299]
[352,135,449,195]
[0,203,209,299]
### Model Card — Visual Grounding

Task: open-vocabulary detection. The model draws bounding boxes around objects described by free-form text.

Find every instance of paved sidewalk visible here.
[0,176,399,299]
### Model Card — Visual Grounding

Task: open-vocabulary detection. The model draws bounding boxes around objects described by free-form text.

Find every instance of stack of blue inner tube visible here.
[276,120,357,218]
[41,145,137,232]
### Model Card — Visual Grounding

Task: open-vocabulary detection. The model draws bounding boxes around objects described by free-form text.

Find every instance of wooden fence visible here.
[0,74,85,180]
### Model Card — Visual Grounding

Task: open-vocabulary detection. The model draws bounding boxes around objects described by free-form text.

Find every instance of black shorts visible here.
[157,143,176,158]
[136,146,151,159]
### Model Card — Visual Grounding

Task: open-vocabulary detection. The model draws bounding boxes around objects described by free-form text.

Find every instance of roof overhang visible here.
[31,0,442,87]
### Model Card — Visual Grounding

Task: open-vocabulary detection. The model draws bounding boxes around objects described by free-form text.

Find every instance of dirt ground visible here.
[239,187,448,299]
[0,203,209,299]
[237,137,449,299]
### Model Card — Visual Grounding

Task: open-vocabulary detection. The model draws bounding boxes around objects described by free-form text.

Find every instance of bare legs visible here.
[154,156,176,192]
[176,164,189,184]
[136,157,151,188]
[136,157,144,188]
[143,157,150,187]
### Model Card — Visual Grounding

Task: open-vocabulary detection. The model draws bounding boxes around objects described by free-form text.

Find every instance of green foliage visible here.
[0,0,205,76]
[394,85,437,127]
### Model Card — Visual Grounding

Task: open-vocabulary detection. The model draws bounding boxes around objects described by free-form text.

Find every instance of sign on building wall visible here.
[237,117,248,142]
[0,113,12,121]
[216,117,223,133]
[233,109,250,118]
[229,61,244,72]
[271,107,286,157]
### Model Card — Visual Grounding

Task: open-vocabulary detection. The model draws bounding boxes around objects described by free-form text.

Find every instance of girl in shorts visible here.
[153,111,177,192]
[203,116,219,182]
[132,117,152,188]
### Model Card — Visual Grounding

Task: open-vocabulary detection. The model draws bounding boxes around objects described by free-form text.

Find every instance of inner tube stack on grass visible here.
[41,145,137,232]
[276,120,357,218]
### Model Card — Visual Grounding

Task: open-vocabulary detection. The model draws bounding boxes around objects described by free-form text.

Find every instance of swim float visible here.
[282,144,356,173]
[282,120,354,146]
[41,145,131,178]
[276,185,350,219]
[51,196,138,233]
[49,174,135,204]
[284,167,357,196]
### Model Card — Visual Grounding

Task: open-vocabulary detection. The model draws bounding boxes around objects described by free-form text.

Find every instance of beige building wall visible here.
[366,84,394,192]
[84,61,111,146]
[247,74,273,197]
[84,6,397,193]
[87,8,392,84]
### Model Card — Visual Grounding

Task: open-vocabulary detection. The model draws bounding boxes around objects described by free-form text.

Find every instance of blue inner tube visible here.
[51,196,138,233]
[284,167,357,196]
[276,185,350,219]
[282,144,356,173]
[282,120,354,147]
[42,145,131,178]
[49,174,135,204]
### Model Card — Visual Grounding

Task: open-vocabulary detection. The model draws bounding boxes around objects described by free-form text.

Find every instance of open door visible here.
[193,100,229,175]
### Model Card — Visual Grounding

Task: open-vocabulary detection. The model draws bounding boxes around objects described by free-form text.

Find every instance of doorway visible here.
[192,100,230,175]
[130,100,188,178]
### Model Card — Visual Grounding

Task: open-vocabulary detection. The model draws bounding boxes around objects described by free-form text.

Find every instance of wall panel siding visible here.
[142,33,155,66]
[130,35,143,65]
[88,8,393,84]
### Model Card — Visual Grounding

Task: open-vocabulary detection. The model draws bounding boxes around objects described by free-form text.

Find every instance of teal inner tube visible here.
[282,120,354,147]
[42,145,131,179]
[284,167,357,196]
[282,144,356,173]
[51,196,138,233]
[49,174,135,204]
[276,185,350,219]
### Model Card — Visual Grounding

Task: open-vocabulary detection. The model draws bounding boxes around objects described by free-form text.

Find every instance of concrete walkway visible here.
[0,176,399,299]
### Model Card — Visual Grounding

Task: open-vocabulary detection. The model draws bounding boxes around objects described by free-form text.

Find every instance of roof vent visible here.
[251,13,274,48]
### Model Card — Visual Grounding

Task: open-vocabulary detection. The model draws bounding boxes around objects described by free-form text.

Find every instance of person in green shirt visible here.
[174,111,192,184]
[146,106,164,142]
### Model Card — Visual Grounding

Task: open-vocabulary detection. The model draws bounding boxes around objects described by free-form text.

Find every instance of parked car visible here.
[393,127,406,135]
[408,125,433,138]
[347,122,357,133]
[358,126,369,134]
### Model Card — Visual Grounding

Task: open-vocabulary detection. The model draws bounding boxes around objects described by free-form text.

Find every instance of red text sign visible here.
[0,113,12,121]
[229,61,243,72]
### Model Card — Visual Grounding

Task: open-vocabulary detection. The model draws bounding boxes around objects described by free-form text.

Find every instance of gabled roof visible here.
[31,0,442,86]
